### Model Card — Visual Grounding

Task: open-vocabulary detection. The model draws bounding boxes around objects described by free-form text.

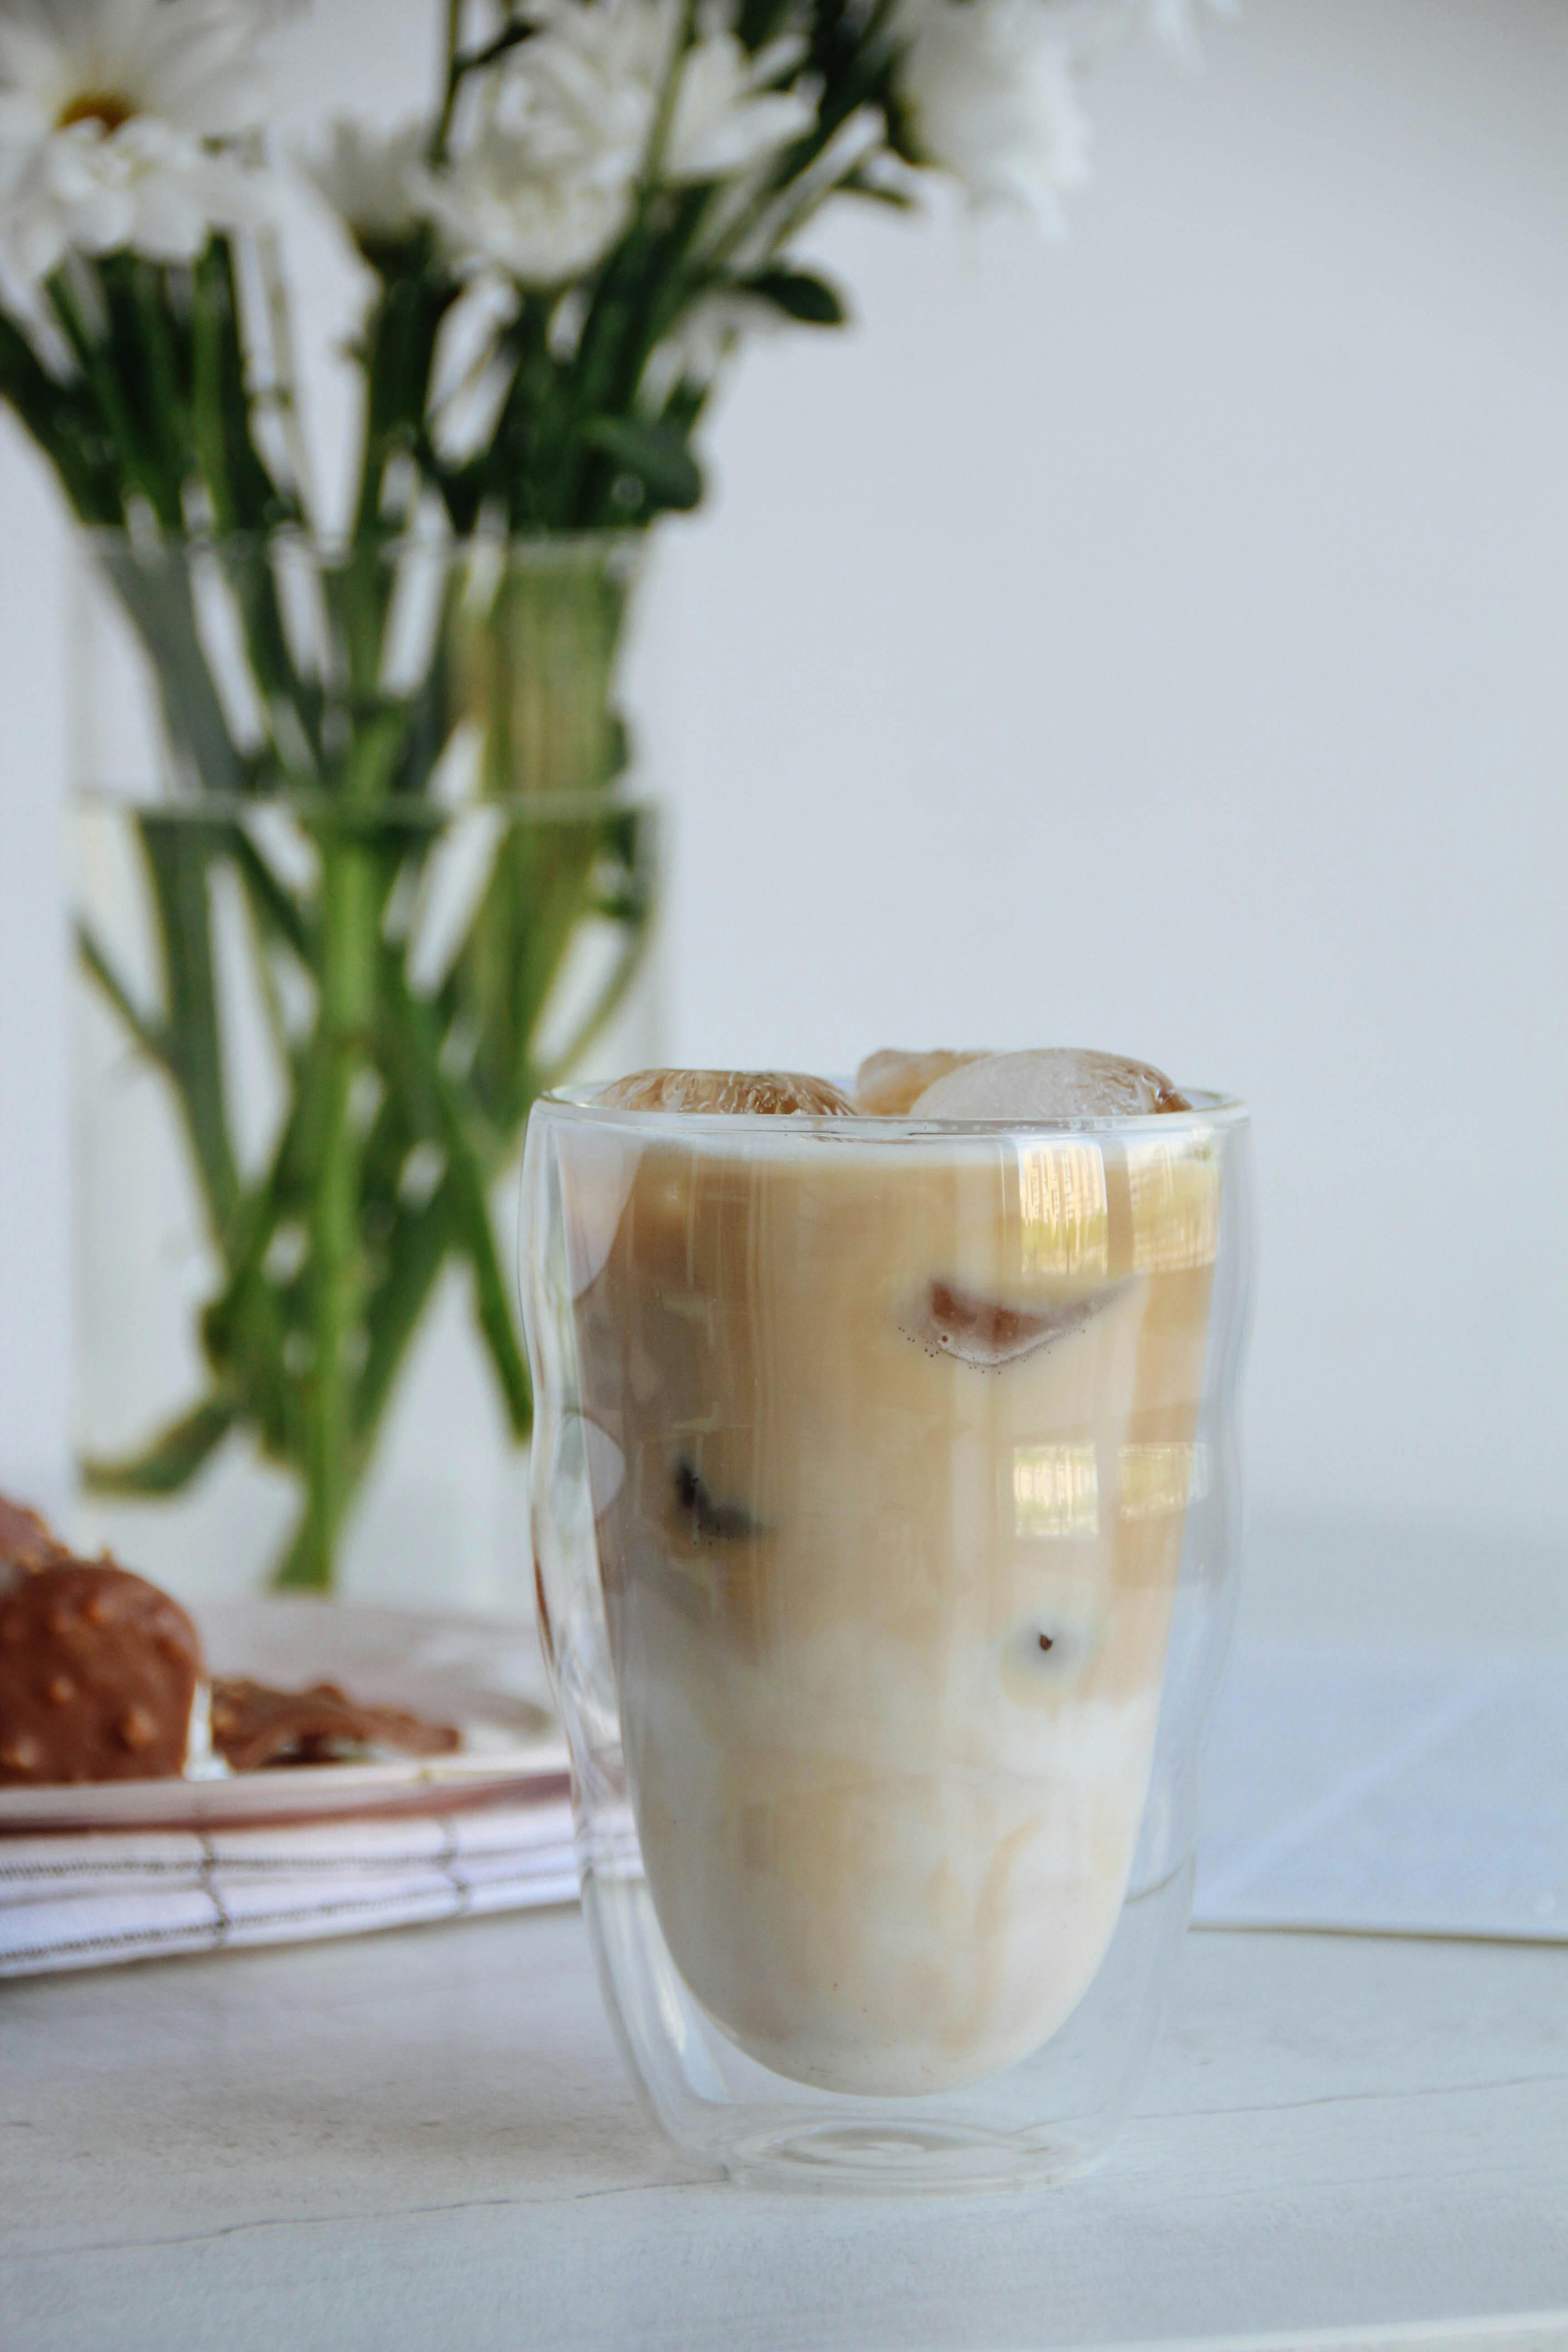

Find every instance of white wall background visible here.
[1,0,1564,1625]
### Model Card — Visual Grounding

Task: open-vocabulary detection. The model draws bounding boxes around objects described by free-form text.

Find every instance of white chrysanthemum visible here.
[895,0,1092,222]
[306,117,429,250]
[492,0,659,191]
[666,31,812,181]
[498,0,812,190]
[422,0,815,290]
[0,0,274,281]
[424,120,632,287]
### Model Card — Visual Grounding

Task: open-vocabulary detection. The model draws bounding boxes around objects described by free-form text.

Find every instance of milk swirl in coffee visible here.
[559,1051,1221,2096]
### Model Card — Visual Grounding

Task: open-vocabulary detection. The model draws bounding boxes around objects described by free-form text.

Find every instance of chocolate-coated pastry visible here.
[0,1494,70,1574]
[0,1557,202,1784]
[211,1677,460,1772]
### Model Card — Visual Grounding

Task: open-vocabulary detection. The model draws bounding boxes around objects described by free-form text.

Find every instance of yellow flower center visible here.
[57,92,137,135]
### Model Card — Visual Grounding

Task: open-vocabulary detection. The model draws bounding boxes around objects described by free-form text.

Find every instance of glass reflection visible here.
[1017,1141,1109,1278]
[1013,1441,1101,1539]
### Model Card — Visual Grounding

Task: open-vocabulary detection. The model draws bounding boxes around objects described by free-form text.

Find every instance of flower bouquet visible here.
[0,0,1207,1596]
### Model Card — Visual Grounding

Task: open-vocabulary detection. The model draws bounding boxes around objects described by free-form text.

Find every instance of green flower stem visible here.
[139,816,241,1238]
[474,820,608,1109]
[280,584,417,1586]
[350,267,457,544]
[352,1182,453,1446]
[73,527,650,1590]
[105,555,250,797]
[229,823,311,959]
[639,0,699,199]
[281,833,379,1591]
[474,559,630,795]
[252,226,315,514]
[536,899,652,1092]
[381,958,531,1438]
[429,0,468,165]
[192,246,317,759]
[198,1099,313,1466]
[84,784,652,1585]
[46,265,180,530]
[0,310,119,521]
[192,243,289,530]
[126,260,191,506]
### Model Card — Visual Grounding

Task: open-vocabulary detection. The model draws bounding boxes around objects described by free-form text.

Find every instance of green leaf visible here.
[228,827,311,964]
[77,920,170,1069]
[82,1395,235,1498]
[581,415,703,513]
[742,270,848,328]
[840,167,916,213]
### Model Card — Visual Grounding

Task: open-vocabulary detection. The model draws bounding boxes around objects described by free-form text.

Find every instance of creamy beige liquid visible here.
[564,1121,1221,2096]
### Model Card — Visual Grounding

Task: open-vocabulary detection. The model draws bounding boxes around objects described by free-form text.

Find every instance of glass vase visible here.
[523,1088,1253,2188]
[71,532,659,1611]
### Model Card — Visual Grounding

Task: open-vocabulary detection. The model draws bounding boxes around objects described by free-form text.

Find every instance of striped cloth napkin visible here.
[0,1797,578,1978]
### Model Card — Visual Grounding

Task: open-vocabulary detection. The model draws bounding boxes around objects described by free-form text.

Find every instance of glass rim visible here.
[536,1083,1249,1138]
[77,522,647,565]
[74,784,655,827]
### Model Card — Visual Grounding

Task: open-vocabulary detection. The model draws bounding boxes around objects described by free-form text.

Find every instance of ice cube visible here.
[598,1068,855,1115]
[906,1277,1123,1367]
[855,1048,992,1116]
[910,1050,1190,1120]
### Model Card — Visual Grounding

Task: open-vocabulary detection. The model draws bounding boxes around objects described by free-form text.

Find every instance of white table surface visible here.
[3,1903,1565,2352]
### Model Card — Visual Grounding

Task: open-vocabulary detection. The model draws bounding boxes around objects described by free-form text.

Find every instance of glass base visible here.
[582,1849,1194,2194]
[719,2118,1101,2195]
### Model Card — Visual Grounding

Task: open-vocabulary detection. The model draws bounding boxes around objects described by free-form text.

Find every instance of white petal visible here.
[665,32,812,182]
[427,123,633,286]
[896,0,1093,219]
[8,206,69,284]
[127,171,212,261]
[305,115,431,243]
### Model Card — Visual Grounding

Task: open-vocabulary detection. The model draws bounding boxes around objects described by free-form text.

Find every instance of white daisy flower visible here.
[306,117,430,253]
[423,119,633,288]
[0,0,274,282]
[495,0,813,191]
[894,0,1092,223]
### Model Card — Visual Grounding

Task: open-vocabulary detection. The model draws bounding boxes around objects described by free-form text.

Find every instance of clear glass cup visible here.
[521,1087,1253,2189]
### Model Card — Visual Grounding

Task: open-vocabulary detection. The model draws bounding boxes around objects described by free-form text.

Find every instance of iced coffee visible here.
[557,1051,1224,2097]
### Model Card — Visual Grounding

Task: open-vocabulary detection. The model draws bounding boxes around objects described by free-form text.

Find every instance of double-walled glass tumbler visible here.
[522,1089,1253,2188]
